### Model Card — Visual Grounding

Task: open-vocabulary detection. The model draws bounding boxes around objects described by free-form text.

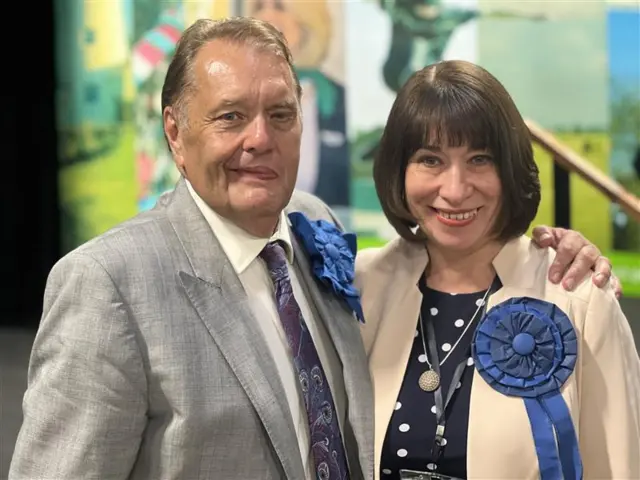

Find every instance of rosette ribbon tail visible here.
[472,297,583,480]
[524,394,582,480]
[344,296,365,323]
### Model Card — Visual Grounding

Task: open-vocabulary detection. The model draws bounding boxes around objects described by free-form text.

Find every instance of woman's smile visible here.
[431,207,481,227]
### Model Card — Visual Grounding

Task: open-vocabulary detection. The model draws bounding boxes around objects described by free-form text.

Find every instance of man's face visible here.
[164,40,302,237]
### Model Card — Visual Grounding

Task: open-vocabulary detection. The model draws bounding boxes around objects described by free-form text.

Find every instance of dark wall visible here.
[1,1,59,328]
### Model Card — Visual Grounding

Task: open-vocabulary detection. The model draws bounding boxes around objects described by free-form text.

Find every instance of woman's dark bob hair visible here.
[373,60,541,243]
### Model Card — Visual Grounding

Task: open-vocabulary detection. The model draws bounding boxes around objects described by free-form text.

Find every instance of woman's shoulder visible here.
[499,235,614,305]
[354,236,428,353]
[356,236,426,276]
[535,239,616,307]
[504,236,621,336]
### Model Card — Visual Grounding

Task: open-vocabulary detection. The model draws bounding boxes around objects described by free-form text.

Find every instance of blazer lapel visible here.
[288,228,375,480]
[466,284,540,479]
[466,237,577,479]
[467,239,539,479]
[362,239,428,476]
[166,180,304,480]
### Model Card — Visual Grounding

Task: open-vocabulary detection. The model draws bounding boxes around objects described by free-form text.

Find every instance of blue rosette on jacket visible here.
[288,212,364,323]
[472,297,582,480]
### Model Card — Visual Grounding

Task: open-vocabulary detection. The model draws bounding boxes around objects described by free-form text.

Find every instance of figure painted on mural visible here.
[58,0,131,169]
[55,0,142,251]
[133,58,178,211]
[247,0,350,207]
[357,0,546,162]
[379,0,546,94]
[132,5,184,210]
[380,0,479,93]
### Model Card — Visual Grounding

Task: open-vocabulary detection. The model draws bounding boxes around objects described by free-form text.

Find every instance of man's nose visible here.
[243,116,274,154]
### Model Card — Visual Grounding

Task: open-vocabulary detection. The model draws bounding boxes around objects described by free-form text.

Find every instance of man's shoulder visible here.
[287,190,336,223]
[58,207,173,274]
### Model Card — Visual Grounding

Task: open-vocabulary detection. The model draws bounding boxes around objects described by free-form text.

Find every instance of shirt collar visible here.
[186,180,294,274]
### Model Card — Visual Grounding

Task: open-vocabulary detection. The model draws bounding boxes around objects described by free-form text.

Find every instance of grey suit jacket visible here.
[9,179,374,480]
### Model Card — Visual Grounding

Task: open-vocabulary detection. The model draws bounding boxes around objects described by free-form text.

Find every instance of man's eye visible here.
[219,112,239,122]
[272,111,295,122]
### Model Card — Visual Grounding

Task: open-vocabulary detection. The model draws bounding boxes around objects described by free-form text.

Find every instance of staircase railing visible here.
[525,119,640,226]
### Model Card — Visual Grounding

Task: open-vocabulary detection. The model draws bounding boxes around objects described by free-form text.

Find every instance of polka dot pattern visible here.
[379,282,496,479]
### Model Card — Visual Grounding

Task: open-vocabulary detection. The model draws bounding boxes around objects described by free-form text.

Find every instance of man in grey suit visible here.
[9,16,618,480]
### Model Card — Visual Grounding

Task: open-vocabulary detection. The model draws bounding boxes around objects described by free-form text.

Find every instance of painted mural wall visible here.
[55,0,640,294]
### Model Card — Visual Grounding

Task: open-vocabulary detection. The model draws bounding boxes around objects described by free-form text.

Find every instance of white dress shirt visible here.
[186,182,346,479]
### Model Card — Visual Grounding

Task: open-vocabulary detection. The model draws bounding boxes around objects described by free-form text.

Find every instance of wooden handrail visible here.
[526,119,640,223]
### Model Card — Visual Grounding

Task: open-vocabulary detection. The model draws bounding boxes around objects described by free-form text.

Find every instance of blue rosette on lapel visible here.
[288,212,364,323]
[472,297,582,480]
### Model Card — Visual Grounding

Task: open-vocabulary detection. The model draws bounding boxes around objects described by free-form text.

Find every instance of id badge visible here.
[399,469,462,480]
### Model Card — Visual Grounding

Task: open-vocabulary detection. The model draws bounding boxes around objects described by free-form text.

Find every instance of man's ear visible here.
[163,106,187,176]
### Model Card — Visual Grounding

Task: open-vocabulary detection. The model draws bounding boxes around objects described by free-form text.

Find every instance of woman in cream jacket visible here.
[355,60,640,480]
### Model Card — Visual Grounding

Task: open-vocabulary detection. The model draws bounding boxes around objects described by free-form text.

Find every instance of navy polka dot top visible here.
[379,279,495,479]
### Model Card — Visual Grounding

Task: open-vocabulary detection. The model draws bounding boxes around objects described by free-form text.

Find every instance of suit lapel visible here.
[178,271,304,479]
[165,180,304,480]
[288,227,374,480]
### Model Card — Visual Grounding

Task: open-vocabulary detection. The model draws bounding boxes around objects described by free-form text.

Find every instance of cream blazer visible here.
[355,235,640,480]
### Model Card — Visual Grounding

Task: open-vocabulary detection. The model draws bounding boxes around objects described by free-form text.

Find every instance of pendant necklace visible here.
[417,285,492,392]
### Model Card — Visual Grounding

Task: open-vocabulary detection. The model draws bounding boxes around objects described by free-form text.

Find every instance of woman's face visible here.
[404,143,503,254]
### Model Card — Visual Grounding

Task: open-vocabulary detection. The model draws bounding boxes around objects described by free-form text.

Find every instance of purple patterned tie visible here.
[260,241,350,480]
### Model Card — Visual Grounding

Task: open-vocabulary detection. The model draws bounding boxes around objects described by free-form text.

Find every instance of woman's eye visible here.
[420,156,441,166]
[470,155,493,165]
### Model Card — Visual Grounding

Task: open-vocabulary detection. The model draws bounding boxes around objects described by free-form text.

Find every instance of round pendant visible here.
[418,369,441,392]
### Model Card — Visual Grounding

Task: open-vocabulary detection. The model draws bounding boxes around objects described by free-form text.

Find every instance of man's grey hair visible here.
[161,16,302,128]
